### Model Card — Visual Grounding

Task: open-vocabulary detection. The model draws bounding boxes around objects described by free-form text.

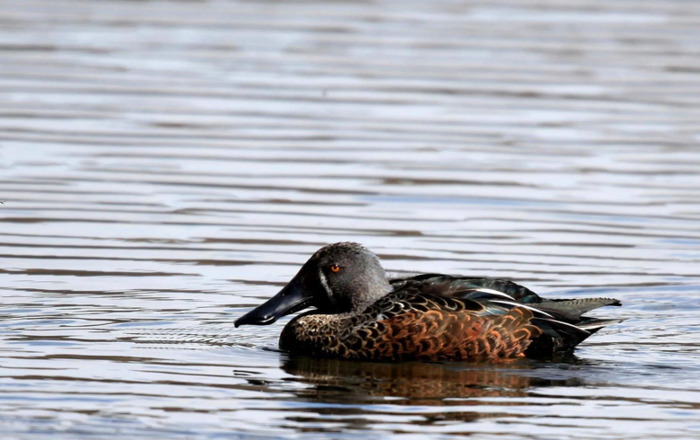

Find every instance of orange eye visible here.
[330,264,341,273]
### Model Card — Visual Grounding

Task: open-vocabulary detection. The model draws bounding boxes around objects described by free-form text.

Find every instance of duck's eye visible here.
[330,264,341,273]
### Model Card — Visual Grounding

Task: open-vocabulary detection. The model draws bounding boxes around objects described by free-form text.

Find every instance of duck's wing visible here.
[388,274,622,356]
[389,274,620,320]
[389,274,542,303]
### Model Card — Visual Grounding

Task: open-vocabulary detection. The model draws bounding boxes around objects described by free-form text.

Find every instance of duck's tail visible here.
[524,297,623,357]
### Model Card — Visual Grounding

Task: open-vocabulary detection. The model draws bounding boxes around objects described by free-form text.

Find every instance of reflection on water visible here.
[281,359,544,429]
[281,356,579,403]
[2,0,700,439]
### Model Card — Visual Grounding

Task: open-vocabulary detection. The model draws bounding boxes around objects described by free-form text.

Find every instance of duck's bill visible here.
[234,277,313,327]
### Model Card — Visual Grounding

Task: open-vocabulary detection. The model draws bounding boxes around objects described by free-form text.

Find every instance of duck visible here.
[235,242,622,362]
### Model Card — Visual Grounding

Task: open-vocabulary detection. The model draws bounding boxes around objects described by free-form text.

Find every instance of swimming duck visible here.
[235,242,621,362]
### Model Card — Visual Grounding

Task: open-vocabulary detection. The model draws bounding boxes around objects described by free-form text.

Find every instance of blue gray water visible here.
[2,1,700,439]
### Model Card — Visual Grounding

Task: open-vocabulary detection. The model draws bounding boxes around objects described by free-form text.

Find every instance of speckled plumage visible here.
[236,242,622,362]
[280,299,540,361]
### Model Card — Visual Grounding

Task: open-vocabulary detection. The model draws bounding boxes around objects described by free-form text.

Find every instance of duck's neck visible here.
[352,274,392,314]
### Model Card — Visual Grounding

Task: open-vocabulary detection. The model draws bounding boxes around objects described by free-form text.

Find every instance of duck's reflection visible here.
[281,355,585,405]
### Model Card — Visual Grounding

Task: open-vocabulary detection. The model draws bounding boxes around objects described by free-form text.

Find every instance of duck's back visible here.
[389,274,543,303]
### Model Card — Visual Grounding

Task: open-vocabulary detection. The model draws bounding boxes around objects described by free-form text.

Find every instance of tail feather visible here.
[526,314,622,357]
[536,297,621,321]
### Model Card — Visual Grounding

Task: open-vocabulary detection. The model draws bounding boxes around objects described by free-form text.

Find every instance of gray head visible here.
[235,242,392,327]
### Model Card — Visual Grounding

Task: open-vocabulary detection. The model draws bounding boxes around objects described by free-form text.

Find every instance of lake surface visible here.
[2,0,700,439]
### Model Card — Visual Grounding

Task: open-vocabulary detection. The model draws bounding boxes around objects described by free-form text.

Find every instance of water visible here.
[2,0,700,438]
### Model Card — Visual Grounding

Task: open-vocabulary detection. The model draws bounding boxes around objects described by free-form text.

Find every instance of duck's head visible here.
[235,242,391,327]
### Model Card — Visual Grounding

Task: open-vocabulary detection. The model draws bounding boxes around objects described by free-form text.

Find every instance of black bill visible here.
[234,276,313,327]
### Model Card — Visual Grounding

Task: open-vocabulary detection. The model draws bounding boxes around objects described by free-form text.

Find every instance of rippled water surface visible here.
[2,0,700,439]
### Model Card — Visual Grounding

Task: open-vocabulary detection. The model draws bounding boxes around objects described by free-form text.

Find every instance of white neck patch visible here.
[318,269,333,299]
